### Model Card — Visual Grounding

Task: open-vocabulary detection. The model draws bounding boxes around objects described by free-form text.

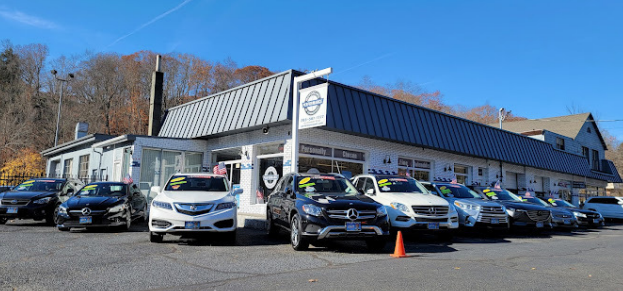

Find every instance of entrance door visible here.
[257,157,283,204]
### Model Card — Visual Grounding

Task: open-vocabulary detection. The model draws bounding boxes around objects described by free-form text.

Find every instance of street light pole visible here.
[51,70,74,147]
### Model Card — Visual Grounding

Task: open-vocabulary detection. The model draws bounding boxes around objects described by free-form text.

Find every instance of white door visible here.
[112,162,122,182]
[505,172,517,190]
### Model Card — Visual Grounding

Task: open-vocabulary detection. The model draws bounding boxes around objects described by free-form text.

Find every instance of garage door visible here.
[505,172,518,190]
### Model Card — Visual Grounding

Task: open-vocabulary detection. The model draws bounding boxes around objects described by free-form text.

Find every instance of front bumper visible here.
[300,214,389,240]
[551,216,579,229]
[0,204,54,220]
[577,216,605,227]
[56,209,128,228]
[149,206,236,234]
[510,211,552,228]
[391,214,459,231]
[460,211,510,229]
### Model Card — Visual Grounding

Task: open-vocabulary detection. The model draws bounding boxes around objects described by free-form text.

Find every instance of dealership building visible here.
[42,69,622,215]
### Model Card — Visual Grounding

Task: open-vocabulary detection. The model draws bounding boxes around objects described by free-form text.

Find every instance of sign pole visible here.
[291,68,332,173]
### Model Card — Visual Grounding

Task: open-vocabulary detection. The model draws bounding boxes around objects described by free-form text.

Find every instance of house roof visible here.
[491,113,608,149]
[41,134,116,157]
[158,70,621,183]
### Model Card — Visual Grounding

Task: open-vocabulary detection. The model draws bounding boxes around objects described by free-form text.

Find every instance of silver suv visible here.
[582,197,623,219]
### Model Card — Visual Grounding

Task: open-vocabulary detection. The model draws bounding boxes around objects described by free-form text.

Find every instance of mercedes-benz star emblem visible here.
[10,200,17,204]
[347,208,359,220]
[429,207,437,215]
[81,207,92,216]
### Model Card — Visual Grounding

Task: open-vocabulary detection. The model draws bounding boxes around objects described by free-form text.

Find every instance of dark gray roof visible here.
[41,134,116,157]
[159,70,293,138]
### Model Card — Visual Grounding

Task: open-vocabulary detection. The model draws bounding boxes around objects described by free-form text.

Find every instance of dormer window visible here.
[556,137,565,150]
[587,127,592,133]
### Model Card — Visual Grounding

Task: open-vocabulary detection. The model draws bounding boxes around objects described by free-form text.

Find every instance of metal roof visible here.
[41,134,116,157]
[159,70,293,138]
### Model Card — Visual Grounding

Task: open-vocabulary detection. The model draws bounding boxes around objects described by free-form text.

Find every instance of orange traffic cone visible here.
[390,231,408,258]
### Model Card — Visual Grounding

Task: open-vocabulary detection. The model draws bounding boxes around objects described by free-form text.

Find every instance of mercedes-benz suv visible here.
[266,173,390,251]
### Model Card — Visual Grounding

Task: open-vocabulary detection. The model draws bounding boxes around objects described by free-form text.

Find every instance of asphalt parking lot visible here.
[1,220,622,291]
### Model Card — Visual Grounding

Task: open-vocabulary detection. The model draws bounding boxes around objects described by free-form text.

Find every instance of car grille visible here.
[416,218,447,223]
[326,209,376,220]
[69,210,107,217]
[554,213,573,218]
[585,213,600,219]
[411,206,449,217]
[1,199,30,206]
[174,203,213,216]
[526,210,551,222]
[477,206,509,223]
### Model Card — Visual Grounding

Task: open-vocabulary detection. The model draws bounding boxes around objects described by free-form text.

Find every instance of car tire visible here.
[0,217,7,224]
[47,204,61,226]
[365,238,387,252]
[58,226,70,231]
[124,211,132,231]
[266,208,279,237]
[149,231,163,243]
[290,214,309,251]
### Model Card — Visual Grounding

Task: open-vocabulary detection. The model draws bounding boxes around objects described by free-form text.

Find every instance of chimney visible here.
[75,122,89,139]
[149,55,164,136]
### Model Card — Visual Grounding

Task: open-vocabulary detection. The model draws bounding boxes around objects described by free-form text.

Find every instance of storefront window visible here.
[454,164,470,185]
[184,152,203,172]
[297,144,365,179]
[398,158,432,182]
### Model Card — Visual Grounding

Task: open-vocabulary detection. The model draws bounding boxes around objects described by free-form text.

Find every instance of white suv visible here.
[352,175,459,239]
[148,173,242,243]
[582,196,623,219]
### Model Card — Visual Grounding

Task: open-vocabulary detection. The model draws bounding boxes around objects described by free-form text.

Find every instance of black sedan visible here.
[545,198,605,228]
[0,178,83,225]
[56,182,147,231]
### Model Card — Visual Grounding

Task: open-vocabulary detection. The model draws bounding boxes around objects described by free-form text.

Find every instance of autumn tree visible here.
[234,66,273,84]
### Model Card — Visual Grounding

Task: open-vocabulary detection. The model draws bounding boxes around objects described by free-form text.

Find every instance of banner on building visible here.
[298,83,328,129]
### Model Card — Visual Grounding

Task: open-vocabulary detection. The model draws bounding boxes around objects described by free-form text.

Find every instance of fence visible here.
[0,172,106,187]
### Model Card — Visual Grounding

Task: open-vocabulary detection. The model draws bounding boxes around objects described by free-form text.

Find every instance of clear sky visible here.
[1,0,622,141]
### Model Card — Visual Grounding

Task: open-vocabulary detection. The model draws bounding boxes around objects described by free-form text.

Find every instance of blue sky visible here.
[1,0,622,141]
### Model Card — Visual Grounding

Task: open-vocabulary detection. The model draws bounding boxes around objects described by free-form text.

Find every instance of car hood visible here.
[66,196,125,210]
[1,191,56,200]
[549,207,573,216]
[494,200,550,211]
[564,207,598,215]
[303,193,380,208]
[448,197,505,207]
[377,192,449,206]
[158,190,231,203]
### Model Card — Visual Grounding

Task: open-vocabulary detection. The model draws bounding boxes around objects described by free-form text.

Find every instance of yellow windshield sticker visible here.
[299,182,315,188]
[548,198,555,203]
[483,189,490,193]
[378,179,388,185]
[83,185,97,189]
[440,186,447,190]
[23,180,35,184]
[299,177,311,185]
[170,177,185,183]
[170,181,187,186]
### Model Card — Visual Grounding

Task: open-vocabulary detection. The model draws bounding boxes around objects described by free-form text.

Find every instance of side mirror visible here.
[150,186,161,197]
[285,187,295,198]
[366,189,375,195]
[233,188,243,196]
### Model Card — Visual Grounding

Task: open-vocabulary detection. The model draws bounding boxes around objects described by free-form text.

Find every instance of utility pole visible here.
[51,70,74,147]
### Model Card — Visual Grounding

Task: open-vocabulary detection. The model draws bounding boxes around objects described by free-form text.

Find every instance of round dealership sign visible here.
[262,166,280,189]
[302,90,324,116]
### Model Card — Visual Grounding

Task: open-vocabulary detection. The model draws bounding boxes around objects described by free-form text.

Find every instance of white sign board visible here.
[298,83,328,129]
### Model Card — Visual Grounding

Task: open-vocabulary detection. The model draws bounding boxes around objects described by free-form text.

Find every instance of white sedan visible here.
[148,173,242,243]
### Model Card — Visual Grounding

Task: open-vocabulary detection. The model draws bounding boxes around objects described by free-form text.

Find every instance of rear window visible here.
[165,175,229,192]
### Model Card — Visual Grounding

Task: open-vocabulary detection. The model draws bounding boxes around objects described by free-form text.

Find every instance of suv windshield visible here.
[296,175,357,196]
[377,177,427,193]
[14,179,63,192]
[479,188,522,201]
[549,199,574,207]
[436,184,481,198]
[78,184,127,196]
[165,175,229,192]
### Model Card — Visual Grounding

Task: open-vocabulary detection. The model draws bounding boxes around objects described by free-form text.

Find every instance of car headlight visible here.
[453,201,481,211]
[506,207,516,217]
[108,204,126,213]
[33,197,53,204]
[152,200,173,210]
[301,204,323,216]
[573,212,587,218]
[215,202,236,211]
[58,205,67,215]
[377,206,388,217]
[390,202,409,212]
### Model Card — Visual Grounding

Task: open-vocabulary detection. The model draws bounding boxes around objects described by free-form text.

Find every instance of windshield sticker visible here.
[299,182,316,188]
[381,186,391,191]
[172,185,181,190]
[548,198,555,203]
[390,178,408,182]
[169,181,187,186]
[439,186,447,190]
[83,185,97,190]
[299,177,311,185]
[39,180,56,183]
[319,176,336,180]
[441,188,452,194]
[483,189,491,193]
[378,179,388,184]
[23,180,35,184]
[485,192,496,197]
[170,177,186,183]
[378,179,392,187]
[521,198,528,202]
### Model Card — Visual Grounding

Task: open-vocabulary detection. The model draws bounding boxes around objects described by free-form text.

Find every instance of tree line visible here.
[0,40,621,188]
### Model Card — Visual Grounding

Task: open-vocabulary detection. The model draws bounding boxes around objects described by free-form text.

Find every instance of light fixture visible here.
[383,155,391,164]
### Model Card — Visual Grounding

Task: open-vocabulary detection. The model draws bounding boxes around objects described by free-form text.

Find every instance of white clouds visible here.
[0,8,58,29]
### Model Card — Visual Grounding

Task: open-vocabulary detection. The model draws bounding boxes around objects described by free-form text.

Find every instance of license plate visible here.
[79,216,92,224]
[345,221,361,232]
[490,218,499,224]
[185,221,200,229]
[536,221,544,228]
[593,219,601,224]
[7,207,17,214]
[564,219,571,225]
[427,222,440,230]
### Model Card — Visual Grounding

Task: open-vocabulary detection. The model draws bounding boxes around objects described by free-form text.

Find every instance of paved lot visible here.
[0,219,622,291]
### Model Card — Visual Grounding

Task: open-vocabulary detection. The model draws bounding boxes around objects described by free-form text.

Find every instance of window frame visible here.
[555,137,565,150]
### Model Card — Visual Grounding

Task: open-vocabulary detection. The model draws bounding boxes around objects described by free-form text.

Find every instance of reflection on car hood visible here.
[1,191,56,200]
[376,192,449,206]
[549,207,574,215]
[494,201,550,210]
[566,207,598,215]
[304,193,379,208]
[160,191,230,203]
[447,197,505,207]
[66,196,124,210]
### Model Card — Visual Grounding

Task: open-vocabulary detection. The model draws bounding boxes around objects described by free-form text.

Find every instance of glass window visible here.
[582,147,589,160]
[79,155,89,179]
[436,184,481,198]
[556,137,565,150]
[14,179,64,192]
[63,159,73,178]
[454,164,470,184]
[78,183,127,196]
[295,175,357,195]
[184,152,203,172]
[164,175,228,192]
[140,149,161,187]
[592,150,600,171]
[376,177,426,193]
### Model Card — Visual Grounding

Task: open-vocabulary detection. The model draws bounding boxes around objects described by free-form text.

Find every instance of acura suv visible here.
[0,178,83,225]
[352,175,458,239]
[266,173,390,251]
[422,182,509,229]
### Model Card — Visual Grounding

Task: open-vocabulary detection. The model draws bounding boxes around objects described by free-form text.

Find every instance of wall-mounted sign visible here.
[398,158,412,167]
[414,160,431,169]
[262,166,280,189]
[298,83,328,129]
[572,181,586,189]
[334,149,365,161]
[299,144,332,157]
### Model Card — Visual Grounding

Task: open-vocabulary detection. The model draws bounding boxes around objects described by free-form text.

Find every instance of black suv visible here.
[469,186,552,229]
[0,178,83,225]
[266,173,390,251]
